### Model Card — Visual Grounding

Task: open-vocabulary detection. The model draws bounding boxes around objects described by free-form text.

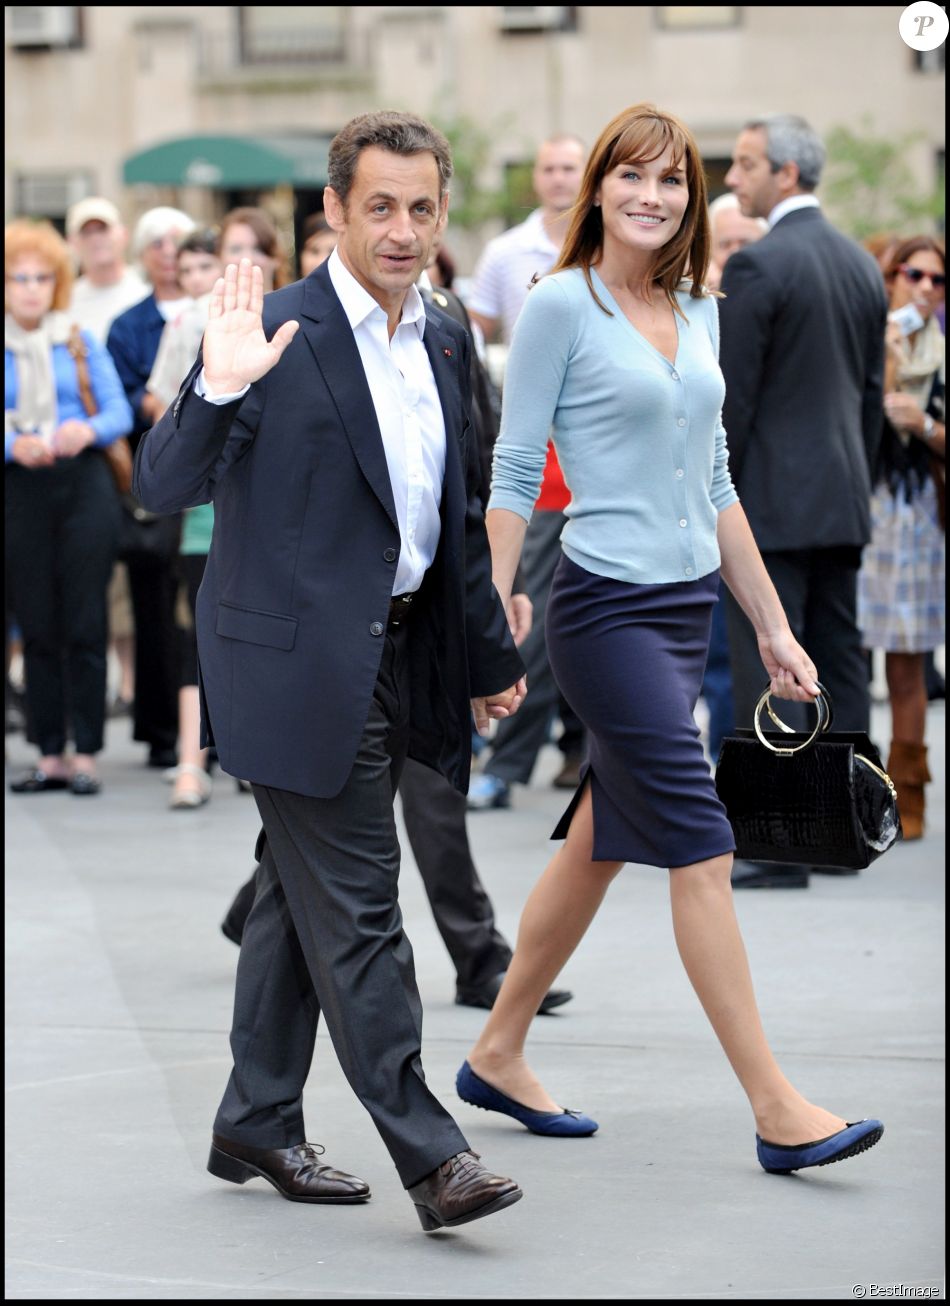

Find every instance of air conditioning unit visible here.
[498,7,570,32]
[17,173,90,217]
[7,6,79,48]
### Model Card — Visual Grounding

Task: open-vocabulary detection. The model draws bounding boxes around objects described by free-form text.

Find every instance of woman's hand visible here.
[507,593,533,647]
[52,419,96,458]
[756,628,820,702]
[883,391,925,438]
[11,434,55,468]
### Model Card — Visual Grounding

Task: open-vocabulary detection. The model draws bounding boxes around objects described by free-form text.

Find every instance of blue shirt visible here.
[5,329,133,462]
[489,267,739,585]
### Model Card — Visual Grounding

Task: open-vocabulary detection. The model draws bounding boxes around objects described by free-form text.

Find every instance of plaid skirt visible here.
[858,478,945,653]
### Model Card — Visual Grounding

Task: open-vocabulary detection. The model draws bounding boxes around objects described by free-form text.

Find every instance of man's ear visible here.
[778,159,801,196]
[437,190,450,232]
[323,187,346,234]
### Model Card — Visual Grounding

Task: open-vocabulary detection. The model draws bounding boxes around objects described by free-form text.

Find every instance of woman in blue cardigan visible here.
[456,105,884,1177]
[5,219,133,795]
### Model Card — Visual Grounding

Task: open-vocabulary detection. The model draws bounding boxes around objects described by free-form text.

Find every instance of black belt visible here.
[388,593,417,625]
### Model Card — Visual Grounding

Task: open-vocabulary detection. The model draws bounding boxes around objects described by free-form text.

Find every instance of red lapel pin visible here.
[443,347,453,358]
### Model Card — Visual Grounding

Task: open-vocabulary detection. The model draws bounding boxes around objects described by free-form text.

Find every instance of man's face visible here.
[72,219,124,272]
[713,206,766,265]
[140,230,187,288]
[533,139,585,214]
[725,129,782,220]
[324,146,447,309]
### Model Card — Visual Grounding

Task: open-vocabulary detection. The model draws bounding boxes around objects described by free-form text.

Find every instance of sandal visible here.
[169,763,212,809]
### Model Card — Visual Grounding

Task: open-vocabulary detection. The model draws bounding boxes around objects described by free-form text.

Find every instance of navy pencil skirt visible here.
[546,552,737,868]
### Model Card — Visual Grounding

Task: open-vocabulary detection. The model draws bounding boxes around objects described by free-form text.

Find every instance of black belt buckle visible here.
[388,593,415,626]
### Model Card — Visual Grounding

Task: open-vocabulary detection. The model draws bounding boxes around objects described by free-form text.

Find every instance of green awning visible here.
[123,134,330,188]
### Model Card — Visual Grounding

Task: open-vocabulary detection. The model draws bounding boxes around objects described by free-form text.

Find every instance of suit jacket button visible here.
[383,548,397,562]
[370,622,384,636]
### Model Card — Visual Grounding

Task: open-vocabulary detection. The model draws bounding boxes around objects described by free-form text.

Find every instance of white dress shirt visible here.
[198,247,446,596]
[767,194,821,229]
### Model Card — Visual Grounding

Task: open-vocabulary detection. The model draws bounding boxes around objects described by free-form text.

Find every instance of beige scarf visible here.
[4,310,73,441]
[897,314,945,409]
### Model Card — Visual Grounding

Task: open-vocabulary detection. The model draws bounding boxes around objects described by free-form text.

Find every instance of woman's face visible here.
[595,146,690,264]
[300,230,337,278]
[890,248,945,323]
[220,221,277,291]
[5,253,57,329]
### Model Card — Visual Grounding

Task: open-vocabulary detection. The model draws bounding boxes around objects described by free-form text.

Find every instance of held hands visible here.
[757,629,820,703]
[203,259,299,394]
[12,434,54,468]
[52,419,96,458]
[471,676,528,738]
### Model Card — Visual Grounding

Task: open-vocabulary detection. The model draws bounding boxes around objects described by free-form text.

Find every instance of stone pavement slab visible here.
[5,705,945,1299]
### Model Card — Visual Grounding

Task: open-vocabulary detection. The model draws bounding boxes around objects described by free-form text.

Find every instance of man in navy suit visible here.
[718,114,887,890]
[134,112,526,1233]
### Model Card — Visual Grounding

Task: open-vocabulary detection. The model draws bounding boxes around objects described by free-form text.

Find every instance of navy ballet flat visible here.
[757,1118,884,1174]
[456,1061,598,1137]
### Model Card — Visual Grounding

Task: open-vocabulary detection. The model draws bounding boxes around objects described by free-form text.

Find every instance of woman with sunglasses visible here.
[858,236,945,839]
[5,219,133,794]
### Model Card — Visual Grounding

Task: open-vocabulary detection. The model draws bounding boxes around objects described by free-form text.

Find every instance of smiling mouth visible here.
[626,214,665,225]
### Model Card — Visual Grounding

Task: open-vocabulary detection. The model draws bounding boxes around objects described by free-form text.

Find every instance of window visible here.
[497,8,578,33]
[15,172,94,224]
[239,6,345,64]
[655,7,740,29]
[6,6,82,49]
[914,45,945,73]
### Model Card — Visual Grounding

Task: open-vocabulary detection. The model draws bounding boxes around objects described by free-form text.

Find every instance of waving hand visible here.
[202,259,299,394]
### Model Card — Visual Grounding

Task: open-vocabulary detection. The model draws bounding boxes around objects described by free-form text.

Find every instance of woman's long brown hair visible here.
[551,103,711,319]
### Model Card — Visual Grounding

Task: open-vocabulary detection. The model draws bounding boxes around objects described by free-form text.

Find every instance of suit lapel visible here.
[422,304,464,449]
[298,266,398,530]
[295,270,465,532]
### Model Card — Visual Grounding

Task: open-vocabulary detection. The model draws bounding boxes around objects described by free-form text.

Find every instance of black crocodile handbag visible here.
[715,685,902,870]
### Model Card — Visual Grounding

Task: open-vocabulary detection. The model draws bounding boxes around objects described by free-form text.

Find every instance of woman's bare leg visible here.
[669,854,846,1143]
[468,786,623,1112]
[469,786,853,1142]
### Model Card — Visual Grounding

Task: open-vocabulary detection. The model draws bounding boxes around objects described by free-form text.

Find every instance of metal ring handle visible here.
[753,684,831,756]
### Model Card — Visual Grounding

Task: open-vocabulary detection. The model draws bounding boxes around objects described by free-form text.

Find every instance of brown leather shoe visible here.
[407,1150,522,1232]
[208,1134,370,1204]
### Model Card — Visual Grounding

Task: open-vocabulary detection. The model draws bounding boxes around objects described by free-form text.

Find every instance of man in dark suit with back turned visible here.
[718,114,887,890]
[133,112,527,1233]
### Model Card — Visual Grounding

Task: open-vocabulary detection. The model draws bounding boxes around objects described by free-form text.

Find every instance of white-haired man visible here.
[706,192,767,292]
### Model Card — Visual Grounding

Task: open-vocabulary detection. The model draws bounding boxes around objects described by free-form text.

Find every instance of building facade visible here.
[5,5,945,270]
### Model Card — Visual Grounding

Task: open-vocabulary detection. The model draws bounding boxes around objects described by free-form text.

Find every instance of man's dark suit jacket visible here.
[132,261,524,799]
[718,207,888,552]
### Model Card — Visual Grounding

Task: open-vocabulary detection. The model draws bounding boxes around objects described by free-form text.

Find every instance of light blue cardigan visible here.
[489,267,739,585]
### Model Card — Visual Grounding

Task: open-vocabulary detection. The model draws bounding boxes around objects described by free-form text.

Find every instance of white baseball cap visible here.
[66,197,122,237]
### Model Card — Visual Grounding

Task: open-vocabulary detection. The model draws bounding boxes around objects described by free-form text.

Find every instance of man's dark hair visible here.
[327,111,453,205]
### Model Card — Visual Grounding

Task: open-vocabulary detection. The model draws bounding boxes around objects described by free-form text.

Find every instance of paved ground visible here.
[5,702,945,1300]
